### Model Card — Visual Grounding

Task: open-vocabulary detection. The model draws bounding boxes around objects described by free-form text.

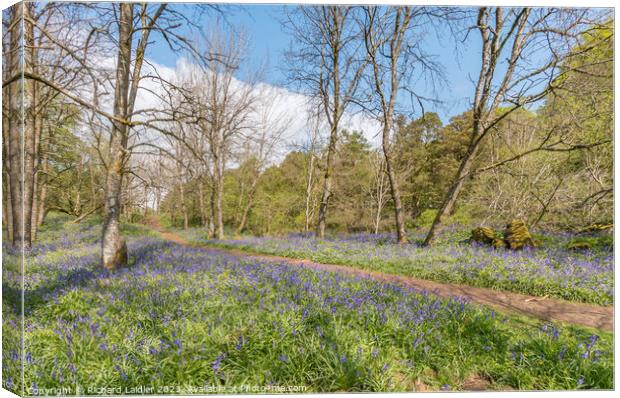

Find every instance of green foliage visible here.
[566,236,613,252]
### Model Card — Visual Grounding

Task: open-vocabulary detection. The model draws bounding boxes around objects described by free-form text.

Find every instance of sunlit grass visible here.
[179,228,613,306]
[1,219,613,394]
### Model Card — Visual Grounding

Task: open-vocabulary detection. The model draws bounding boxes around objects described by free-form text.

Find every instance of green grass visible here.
[2,217,614,394]
[177,228,613,306]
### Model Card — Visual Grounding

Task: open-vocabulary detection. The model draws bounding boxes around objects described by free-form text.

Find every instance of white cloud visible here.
[78,56,382,165]
[135,58,383,152]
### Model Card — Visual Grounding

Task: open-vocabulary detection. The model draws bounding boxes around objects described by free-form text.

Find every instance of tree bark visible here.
[383,128,407,243]
[304,151,316,233]
[2,74,13,241]
[7,3,36,249]
[143,184,148,218]
[215,172,224,239]
[8,4,23,249]
[208,182,216,238]
[363,6,411,244]
[422,7,535,246]
[423,140,480,246]
[235,175,259,235]
[29,21,42,243]
[101,3,133,269]
[372,156,387,235]
[180,184,189,230]
[198,179,207,227]
[213,143,225,239]
[317,122,338,238]
[22,2,37,249]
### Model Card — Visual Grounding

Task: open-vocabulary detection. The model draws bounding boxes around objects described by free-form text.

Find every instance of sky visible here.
[146,4,483,126]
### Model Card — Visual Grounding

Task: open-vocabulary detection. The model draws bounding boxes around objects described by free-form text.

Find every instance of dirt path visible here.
[155,226,613,332]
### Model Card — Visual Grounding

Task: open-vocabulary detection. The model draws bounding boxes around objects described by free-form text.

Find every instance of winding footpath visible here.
[155,227,614,332]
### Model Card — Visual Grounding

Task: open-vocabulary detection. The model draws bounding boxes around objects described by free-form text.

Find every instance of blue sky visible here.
[148,4,486,124]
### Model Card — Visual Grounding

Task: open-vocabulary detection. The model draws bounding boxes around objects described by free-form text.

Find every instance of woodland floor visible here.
[3,215,613,392]
[152,223,613,332]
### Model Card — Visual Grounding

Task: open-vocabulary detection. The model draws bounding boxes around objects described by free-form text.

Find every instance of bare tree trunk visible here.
[373,156,387,235]
[180,184,189,230]
[36,136,48,227]
[36,120,52,228]
[287,6,365,238]
[236,175,259,235]
[102,3,132,269]
[215,171,224,239]
[20,2,37,249]
[423,141,479,246]
[304,152,315,233]
[198,180,207,227]
[208,183,216,238]
[7,3,35,249]
[362,6,412,244]
[373,202,382,234]
[212,143,225,239]
[2,177,12,242]
[88,155,98,209]
[422,7,540,246]
[29,26,42,243]
[317,122,338,238]
[2,83,13,242]
[383,129,407,243]
[155,184,161,214]
[8,4,23,249]
[143,184,148,218]
[74,157,84,216]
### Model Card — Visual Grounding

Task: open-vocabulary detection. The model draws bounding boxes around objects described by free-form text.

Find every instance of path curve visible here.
[156,228,614,332]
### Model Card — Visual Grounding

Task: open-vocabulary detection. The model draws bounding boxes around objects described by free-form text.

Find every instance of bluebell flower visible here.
[371,348,379,358]
[235,336,244,350]
[173,339,182,354]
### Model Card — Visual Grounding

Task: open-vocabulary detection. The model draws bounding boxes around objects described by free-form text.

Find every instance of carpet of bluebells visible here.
[2,217,614,394]
[179,229,614,305]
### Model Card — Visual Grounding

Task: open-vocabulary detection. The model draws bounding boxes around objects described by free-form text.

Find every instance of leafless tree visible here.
[4,2,219,267]
[302,111,323,234]
[423,7,608,245]
[361,6,411,243]
[284,5,368,238]
[368,150,389,234]
[234,85,289,235]
[169,24,256,239]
